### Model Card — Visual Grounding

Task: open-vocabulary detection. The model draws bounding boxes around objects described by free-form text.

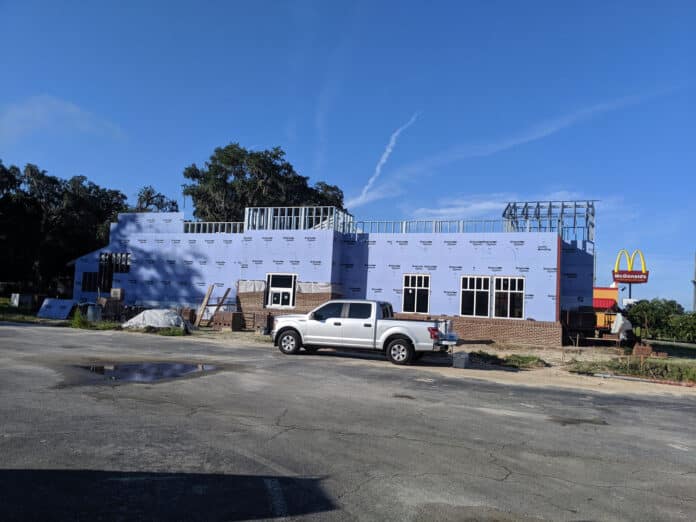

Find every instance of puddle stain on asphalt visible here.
[77,362,217,383]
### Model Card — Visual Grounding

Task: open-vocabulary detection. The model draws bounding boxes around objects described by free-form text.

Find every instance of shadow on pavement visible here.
[303,348,453,367]
[0,469,335,521]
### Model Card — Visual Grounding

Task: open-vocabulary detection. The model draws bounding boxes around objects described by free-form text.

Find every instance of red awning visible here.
[593,298,617,310]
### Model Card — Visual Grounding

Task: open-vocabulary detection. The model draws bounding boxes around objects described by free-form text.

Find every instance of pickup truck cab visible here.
[271,299,456,365]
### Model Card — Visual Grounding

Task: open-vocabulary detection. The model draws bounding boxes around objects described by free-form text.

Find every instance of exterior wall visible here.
[73,212,341,307]
[337,232,560,322]
[396,313,562,347]
[560,239,595,311]
[237,291,337,315]
[236,290,340,329]
[71,210,592,346]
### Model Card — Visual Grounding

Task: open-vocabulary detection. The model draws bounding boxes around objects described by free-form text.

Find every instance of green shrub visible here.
[71,309,91,329]
[669,314,696,343]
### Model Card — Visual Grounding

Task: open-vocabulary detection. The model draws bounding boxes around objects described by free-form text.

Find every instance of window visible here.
[380,302,394,319]
[113,253,131,273]
[402,274,430,314]
[98,253,114,291]
[81,272,99,292]
[266,273,297,308]
[96,253,131,292]
[313,302,344,321]
[348,303,372,319]
[493,276,525,319]
[461,276,490,317]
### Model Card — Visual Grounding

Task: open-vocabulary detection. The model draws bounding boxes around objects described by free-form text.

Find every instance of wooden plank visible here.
[194,285,215,328]
[206,287,231,327]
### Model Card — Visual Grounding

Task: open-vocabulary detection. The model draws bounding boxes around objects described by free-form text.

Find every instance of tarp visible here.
[37,298,76,319]
[238,280,266,293]
[297,282,341,294]
[122,309,186,329]
[611,312,633,340]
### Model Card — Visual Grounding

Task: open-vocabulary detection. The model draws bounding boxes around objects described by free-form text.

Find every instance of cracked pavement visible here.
[1,324,695,521]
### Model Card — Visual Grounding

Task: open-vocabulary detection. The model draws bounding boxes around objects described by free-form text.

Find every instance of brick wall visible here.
[236,290,339,330]
[395,313,562,347]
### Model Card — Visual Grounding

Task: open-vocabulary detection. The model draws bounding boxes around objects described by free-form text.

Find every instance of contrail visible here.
[347,113,418,208]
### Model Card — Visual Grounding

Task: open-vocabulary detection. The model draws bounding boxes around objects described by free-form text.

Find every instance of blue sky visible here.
[1,1,695,308]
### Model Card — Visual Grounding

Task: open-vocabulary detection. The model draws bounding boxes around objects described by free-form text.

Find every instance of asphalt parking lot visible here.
[1,323,695,521]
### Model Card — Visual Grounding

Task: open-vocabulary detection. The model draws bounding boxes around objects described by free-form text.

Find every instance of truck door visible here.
[342,302,375,349]
[304,302,345,347]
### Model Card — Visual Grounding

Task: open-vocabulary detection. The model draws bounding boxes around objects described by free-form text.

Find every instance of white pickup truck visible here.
[271,299,457,365]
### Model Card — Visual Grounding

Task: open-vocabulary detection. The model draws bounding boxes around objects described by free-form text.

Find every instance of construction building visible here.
[71,200,596,346]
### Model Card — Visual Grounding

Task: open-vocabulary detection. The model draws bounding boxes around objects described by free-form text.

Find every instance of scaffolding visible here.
[180,201,596,241]
[502,200,596,242]
[243,206,354,232]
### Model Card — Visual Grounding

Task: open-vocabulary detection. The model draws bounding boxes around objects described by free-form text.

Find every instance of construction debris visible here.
[122,309,188,331]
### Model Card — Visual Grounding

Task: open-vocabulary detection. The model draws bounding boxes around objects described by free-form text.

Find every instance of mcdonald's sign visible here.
[612,249,649,284]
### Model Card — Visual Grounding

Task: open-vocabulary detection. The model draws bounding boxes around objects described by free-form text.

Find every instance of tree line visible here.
[1,143,344,295]
[626,299,696,343]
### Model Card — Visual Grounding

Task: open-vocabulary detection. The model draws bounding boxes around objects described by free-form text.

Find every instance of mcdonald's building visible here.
[70,200,596,347]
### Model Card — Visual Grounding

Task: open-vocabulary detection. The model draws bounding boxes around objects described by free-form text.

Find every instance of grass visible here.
[568,357,696,384]
[124,325,188,336]
[144,326,187,336]
[69,309,121,331]
[1,298,186,336]
[71,310,186,335]
[469,350,550,369]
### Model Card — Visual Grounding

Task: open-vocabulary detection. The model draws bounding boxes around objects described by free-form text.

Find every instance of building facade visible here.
[72,202,595,346]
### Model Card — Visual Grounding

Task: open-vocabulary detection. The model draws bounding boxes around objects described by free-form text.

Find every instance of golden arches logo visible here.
[612,249,649,283]
[614,249,647,273]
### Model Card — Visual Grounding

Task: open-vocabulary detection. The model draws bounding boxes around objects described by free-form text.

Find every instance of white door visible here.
[341,302,375,349]
[304,302,345,347]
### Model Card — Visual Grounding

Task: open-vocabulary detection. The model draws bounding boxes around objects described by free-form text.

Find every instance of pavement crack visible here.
[274,408,289,427]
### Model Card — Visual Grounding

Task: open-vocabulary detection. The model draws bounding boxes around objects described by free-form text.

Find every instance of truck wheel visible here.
[278,330,301,355]
[386,337,414,365]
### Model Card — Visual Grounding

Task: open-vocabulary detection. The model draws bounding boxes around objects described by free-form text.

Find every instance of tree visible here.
[626,299,685,339]
[669,314,696,343]
[183,143,344,221]
[134,185,179,212]
[0,160,129,294]
[0,161,21,196]
[0,160,42,285]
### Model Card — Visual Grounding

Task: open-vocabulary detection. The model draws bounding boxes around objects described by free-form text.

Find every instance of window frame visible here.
[347,302,373,320]
[492,276,525,320]
[81,271,99,292]
[460,275,491,318]
[265,273,298,309]
[313,301,347,321]
[401,273,431,315]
